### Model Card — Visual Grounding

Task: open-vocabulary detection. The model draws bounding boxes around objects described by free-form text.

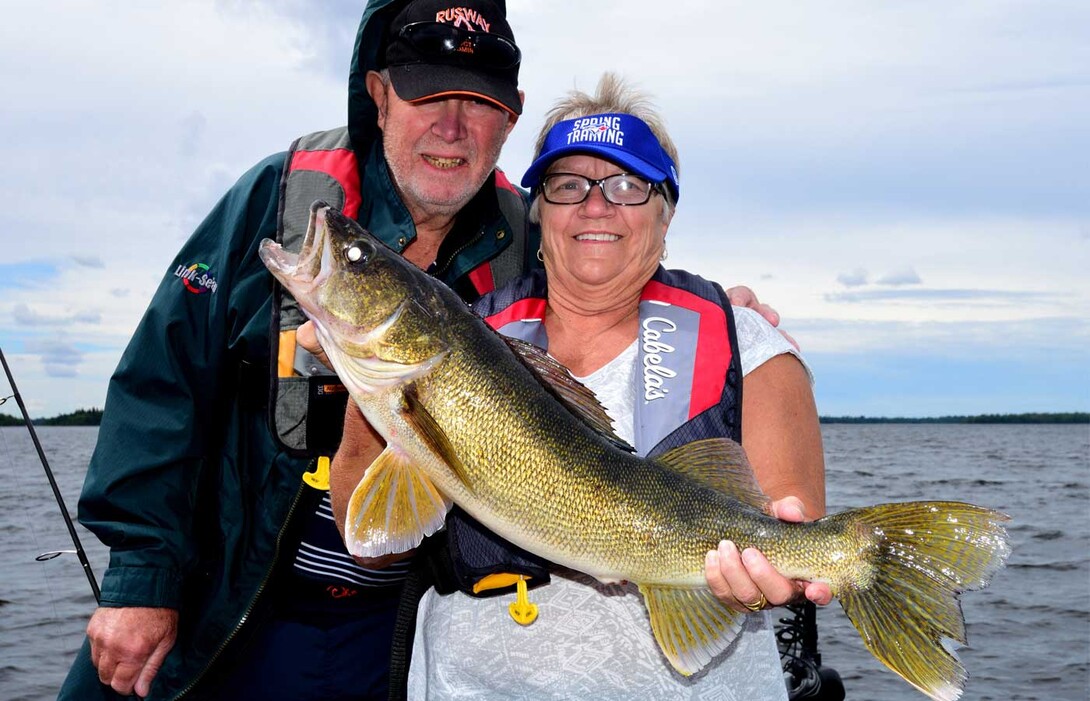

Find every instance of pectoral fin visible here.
[400,385,475,491]
[638,584,743,676]
[344,445,451,558]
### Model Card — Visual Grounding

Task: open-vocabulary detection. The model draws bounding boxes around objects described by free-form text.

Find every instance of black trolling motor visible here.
[778,601,845,700]
[0,345,100,603]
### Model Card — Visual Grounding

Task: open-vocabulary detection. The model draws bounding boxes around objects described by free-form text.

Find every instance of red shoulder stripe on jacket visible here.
[468,263,496,296]
[290,148,362,219]
[494,168,518,194]
[484,297,547,332]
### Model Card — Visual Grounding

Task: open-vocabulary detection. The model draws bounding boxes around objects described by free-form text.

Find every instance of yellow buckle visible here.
[471,573,539,625]
[509,576,538,625]
[303,456,331,490]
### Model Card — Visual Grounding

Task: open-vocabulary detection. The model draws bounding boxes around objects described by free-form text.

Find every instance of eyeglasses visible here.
[397,22,521,70]
[540,173,661,206]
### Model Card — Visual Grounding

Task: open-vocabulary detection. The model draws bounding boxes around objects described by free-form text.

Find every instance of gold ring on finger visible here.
[741,593,767,612]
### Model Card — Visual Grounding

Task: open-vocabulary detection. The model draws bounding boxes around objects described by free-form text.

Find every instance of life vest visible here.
[393,270,841,701]
[476,266,743,455]
[269,127,530,457]
[438,267,744,599]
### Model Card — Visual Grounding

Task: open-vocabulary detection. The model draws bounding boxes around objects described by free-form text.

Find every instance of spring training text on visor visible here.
[567,116,625,145]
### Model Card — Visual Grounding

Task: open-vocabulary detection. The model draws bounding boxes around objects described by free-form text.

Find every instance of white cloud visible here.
[792,314,1090,357]
[670,213,1089,326]
[23,337,85,378]
[823,289,1050,305]
[1,0,1087,416]
[12,304,101,328]
[837,269,869,288]
[71,256,105,269]
[179,112,209,158]
[876,267,922,286]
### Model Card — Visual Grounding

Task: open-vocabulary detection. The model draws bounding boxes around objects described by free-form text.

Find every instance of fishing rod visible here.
[0,345,100,603]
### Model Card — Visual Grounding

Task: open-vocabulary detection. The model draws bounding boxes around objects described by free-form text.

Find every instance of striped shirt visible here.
[292,492,412,588]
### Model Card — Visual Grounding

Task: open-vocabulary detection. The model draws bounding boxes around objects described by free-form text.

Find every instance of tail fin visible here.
[834,501,1010,701]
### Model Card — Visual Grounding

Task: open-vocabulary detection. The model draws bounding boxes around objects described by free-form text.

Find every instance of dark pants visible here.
[59,582,401,701]
[215,603,398,700]
[210,574,401,701]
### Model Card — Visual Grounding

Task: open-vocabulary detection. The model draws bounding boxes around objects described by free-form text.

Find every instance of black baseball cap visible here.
[384,0,522,116]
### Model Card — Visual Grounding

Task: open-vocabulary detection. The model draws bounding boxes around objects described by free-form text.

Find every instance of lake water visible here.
[0,424,1087,700]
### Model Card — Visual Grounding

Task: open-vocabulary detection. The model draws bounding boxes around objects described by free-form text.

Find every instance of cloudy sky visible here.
[1,0,1087,419]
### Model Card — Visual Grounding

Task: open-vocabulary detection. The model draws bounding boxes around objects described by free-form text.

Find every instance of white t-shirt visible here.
[407,306,805,700]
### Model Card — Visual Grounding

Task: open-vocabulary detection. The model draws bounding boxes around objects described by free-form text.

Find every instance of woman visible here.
[380,74,830,700]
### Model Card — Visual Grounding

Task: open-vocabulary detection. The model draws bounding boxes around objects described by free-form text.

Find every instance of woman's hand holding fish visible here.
[704,496,833,611]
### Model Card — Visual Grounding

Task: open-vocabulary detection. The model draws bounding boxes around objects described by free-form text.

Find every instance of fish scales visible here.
[413,310,735,580]
[260,202,1011,701]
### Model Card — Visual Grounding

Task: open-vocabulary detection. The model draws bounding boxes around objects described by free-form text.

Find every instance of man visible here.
[60,1,801,699]
[60,1,530,699]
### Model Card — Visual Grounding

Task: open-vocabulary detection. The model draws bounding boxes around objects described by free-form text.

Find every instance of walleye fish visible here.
[260,202,1010,701]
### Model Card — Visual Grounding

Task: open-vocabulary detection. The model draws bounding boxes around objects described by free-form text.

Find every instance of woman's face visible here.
[539,154,669,295]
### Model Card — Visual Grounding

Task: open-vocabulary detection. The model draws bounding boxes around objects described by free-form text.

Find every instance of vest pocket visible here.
[304,375,349,454]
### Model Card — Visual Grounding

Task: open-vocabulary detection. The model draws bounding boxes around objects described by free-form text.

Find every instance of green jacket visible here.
[61,1,531,698]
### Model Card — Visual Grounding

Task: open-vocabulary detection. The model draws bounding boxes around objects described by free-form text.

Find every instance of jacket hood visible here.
[347,0,511,160]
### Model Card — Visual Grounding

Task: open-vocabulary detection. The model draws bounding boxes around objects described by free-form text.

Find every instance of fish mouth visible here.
[259,201,335,298]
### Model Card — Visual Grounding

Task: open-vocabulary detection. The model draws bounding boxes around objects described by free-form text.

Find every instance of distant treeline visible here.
[0,408,103,426]
[2,409,1087,427]
[820,413,1089,424]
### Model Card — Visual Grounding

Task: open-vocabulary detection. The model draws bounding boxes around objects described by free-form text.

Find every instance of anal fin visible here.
[638,584,743,676]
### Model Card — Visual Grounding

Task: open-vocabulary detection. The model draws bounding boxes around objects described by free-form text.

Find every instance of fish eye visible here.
[344,240,374,265]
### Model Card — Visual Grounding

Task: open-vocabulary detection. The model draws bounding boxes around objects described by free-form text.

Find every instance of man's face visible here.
[368,72,519,221]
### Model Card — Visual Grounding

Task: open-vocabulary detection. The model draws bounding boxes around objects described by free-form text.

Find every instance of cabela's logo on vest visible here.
[174,263,219,295]
[566,116,625,146]
[642,317,677,401]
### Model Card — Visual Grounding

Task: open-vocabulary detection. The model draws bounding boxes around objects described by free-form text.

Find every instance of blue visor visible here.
[521,113,679,202]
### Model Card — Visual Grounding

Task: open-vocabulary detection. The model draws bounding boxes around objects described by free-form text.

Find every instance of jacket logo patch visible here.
[642,317,677,401]
[174,263,219,295]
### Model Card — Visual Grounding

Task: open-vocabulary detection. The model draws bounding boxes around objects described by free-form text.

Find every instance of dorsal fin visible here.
[656,438,770,511]
[503,335,634,453]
